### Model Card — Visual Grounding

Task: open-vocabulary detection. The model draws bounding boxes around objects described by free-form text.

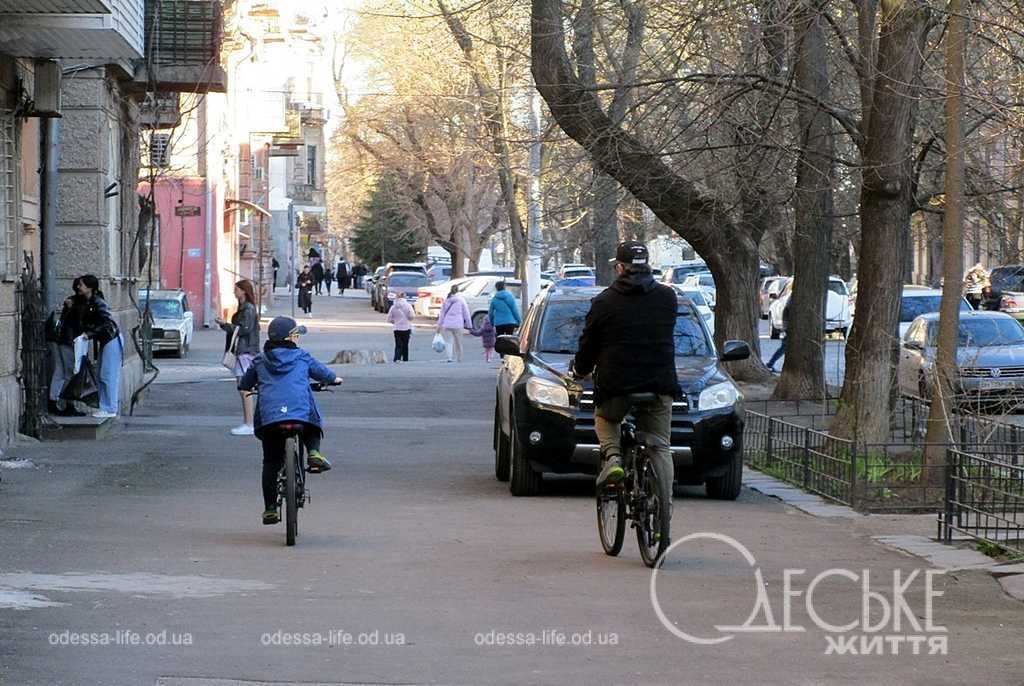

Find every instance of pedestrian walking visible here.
[46,278,87,416]
[386,291,415,362]
[272,256,279,290]
[488,281,521,337]
[216,279,261,435]
[311,260,325,296]
[436,284,472,363]
[336,260,350,296]
[765,300,790,373]
[297,265,314,315]
[324,264,333,295]
[469,315,497,362]
[76,275,123,419]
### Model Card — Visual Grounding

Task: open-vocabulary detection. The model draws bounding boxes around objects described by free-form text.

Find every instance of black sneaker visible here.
[262,509,281,525]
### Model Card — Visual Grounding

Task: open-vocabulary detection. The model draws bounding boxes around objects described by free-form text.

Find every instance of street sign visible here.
[175,205,201,217]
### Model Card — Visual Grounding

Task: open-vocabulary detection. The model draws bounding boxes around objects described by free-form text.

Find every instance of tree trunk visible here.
[531,0,768,380]
[924,0,966,483]
[832,0,932,443]
[774,0,834,400]
[593,172,620,285]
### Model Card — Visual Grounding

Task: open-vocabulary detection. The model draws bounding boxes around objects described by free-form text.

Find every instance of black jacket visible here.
[81,295,120,346]
[48,295,87,345]
[219,300,260,356]
[574,271,679,404]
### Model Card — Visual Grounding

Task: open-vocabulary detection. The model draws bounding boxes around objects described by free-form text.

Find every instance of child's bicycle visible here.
[259,381,340,547]
[595,393,672,568]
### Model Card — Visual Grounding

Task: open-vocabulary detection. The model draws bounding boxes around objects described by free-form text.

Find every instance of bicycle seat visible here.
[625,392,659,405]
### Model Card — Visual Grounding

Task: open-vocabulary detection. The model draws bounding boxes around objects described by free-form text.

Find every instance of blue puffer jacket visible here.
[238,342,337,438]
[488,290,521,327]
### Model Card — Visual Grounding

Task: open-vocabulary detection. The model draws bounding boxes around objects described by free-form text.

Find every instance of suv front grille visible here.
[578,390,688,413]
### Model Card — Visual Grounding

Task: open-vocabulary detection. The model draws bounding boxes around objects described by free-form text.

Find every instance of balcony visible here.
[132,0,226,93]
[140,91,180,129]
[290,184,325,208]
[0,0,144,60]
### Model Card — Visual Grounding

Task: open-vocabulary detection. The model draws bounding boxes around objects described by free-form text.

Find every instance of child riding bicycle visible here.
[238,316,342,525]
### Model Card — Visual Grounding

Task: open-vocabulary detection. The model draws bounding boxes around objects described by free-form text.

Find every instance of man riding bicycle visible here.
[571,241,679,490]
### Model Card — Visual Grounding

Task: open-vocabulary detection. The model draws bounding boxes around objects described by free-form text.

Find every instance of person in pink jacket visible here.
[386,292,415,362]
[436,284,472,363]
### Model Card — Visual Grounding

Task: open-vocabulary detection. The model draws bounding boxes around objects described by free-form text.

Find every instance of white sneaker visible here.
[91,410,117,419]
[230,424,254,436]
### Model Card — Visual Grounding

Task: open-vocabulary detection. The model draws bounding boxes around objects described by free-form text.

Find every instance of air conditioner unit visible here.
[32,60,62,117]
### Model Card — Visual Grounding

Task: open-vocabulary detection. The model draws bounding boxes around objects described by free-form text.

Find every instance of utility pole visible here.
[525,83,543,310]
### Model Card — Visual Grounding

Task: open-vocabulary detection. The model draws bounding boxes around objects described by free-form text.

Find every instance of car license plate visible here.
[978,379,1016,391]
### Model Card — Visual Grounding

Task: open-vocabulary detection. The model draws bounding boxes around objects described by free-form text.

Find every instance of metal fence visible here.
[939,449,1024,557]
[744,410,1024,513]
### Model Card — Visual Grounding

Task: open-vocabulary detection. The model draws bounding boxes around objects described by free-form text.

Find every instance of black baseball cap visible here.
[615,240,649,265]
[268,316,307,341]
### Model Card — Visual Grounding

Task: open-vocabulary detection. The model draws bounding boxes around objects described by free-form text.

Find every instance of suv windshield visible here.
[670,265,706,284]
[828,280,847,296]
[145,299,183,319]
[939,318,1024,347]
[537,300,712,357]
[388,274,428,288]
[901,295,970,322]
[990,267,1024,293]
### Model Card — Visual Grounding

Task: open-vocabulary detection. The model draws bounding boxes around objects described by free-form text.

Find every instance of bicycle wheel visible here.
[285,436,299,547]
[596,488,626,556]
[636,456,671,568]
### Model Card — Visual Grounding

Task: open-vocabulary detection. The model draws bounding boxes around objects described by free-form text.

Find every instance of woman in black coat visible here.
[297,265,315,314]
[311,261,325,295]
[336,261,350,295]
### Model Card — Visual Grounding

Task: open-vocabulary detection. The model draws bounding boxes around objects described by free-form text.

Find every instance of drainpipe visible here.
[198,98,214,327]
[41,117,61,314]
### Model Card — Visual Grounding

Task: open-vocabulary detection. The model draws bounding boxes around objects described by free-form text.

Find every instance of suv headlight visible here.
[699,382,739,411]
[526,377,570,409]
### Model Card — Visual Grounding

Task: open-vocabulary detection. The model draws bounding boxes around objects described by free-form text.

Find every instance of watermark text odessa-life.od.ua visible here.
[650,532,949,656]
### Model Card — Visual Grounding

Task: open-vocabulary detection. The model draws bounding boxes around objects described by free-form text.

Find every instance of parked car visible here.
[769,276,850,339]
[384,262,428,277]
[681,271,717,308]
[898,311,1024,404]
[673,286,715,333]
[661,260,707,285]
[426,263,452,284]
[378,271,430,312]
[556,266,596,287]
[990,265,1024,320]
[415,276,475,318]
[897,287,972,338]
[759,276,789,319]
[137,289,194,358]
[493,285,750,498]
[366,266,385,299]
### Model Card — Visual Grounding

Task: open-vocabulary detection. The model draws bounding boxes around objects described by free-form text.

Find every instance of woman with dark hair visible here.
[311,260,325,295]
[336,260,350,296]
[216,279,261,435]
[47,278,87,416]
[76,275,122,418]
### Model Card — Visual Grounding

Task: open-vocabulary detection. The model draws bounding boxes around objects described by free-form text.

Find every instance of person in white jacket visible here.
[436,285,472,363]
[386,292,415,362]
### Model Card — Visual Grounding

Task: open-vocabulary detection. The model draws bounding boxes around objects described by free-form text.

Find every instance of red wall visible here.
[147,178,212,327]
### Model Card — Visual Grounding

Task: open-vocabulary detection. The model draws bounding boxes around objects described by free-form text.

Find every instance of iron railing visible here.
[939,448,1024,558]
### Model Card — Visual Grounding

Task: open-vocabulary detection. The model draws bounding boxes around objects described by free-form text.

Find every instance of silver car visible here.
[898,311,1024,404]
[138,289,194,358]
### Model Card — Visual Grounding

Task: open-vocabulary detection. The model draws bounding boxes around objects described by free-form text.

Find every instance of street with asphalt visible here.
[0,289,1021,685]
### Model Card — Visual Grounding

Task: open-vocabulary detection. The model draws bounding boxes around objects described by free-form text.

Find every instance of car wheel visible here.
[509,419,541,496]
[494,403,510,482]
[770,323,780,340]
[705,445,743,500]
[472,312,487,331]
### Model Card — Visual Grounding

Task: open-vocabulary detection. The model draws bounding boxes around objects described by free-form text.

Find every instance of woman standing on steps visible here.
[217,279,261,436]
[77,275,122,419]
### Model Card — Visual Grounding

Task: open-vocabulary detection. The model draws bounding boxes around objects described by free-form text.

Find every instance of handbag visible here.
[60,357,99,406]
[221,326,240,370]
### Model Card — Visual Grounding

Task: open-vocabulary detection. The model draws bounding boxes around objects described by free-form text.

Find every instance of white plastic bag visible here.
[73,334,89,374]
[432,332,446,354]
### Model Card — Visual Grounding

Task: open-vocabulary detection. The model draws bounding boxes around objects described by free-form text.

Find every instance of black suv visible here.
[493,286,750,497]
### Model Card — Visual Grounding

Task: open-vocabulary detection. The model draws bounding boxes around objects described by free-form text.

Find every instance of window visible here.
[150,133,171,168]
[0,113,17,279]
[306,144,317,186]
